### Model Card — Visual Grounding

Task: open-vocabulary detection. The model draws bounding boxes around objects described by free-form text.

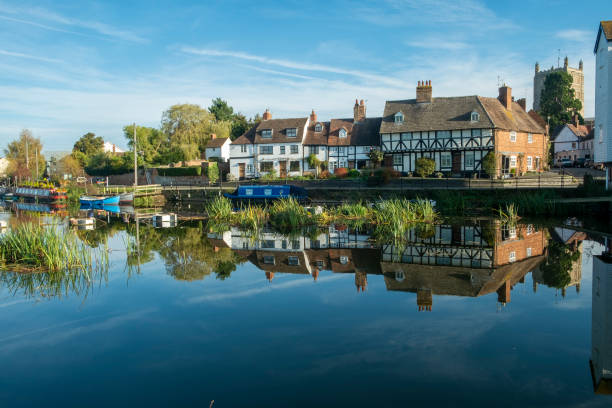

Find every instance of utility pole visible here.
[133,123,138,187]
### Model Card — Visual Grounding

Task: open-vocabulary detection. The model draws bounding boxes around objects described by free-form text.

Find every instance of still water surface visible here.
[0,213,610,407]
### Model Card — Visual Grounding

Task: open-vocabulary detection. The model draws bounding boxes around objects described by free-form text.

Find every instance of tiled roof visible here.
[380,95,545,135]
[254,118,308,143]
[380,96,494,133]
[303,121,330,145]
[232,125,256,145]
[478,97,546,134]
[552,124,594,141]
[206,137,229,148]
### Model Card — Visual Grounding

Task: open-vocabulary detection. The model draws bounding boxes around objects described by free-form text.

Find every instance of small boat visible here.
[15,187,67,202]
[224,185,307,201]
[79,195,121,206]
[119,192,134,204]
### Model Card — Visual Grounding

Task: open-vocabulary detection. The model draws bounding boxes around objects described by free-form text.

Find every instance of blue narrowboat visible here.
[79,195,121,206]
[224,185,307,201]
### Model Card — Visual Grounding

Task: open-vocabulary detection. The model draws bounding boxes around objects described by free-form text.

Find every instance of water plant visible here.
[497,203,519,224]
[269,197,316,229]
[205,195,233,222]
[234,203,267,232]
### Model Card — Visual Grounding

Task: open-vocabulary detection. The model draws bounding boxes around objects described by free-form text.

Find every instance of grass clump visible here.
[205,196,233,222]
[269,197,316,229]
[0,223,104,272]
[497,203,519,224]
[234,204,267,232]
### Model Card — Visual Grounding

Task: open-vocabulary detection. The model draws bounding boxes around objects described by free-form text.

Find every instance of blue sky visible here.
[0,0,605,151]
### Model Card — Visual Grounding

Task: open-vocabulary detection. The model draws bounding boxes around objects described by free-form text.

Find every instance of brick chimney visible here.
[417,289,433,311]
[498,85,512,110]
[517,98,526,111]
[262,109,272,121]
[310,109,317,123]
[210,133,216,139]
[353,99,366,122]
[416,80,432,103]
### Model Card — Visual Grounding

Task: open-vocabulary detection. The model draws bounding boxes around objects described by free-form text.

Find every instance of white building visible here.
[103,142,125,154]
[591,253,612,394]
[551,121,594,165]
[205,135,230,162]
[229,109,309,180]
[594,21,612,186]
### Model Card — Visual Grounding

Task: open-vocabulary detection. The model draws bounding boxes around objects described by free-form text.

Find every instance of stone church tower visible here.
[533,56,584,116]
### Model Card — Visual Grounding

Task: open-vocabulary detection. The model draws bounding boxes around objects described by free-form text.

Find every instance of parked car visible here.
[560,158,573,168]
[574,158,586,167]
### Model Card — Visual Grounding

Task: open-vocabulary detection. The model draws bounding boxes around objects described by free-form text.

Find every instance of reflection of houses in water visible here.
[381,222,548,310]
[590,253,612,395]
[532,227,585,296]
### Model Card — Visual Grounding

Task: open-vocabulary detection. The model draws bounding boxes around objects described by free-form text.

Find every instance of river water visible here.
[0,210,610,407]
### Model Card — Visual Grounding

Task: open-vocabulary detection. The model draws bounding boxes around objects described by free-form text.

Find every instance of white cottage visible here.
[205,135,230,162]
[551,121,594,165]
[594,21,612,186]
[229,110,309,180]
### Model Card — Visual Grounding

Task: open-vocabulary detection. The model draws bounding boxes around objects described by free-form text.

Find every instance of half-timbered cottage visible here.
[379,82,547,176]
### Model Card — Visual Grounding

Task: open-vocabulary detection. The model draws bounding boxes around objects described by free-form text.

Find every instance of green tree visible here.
[208,98,234,122]
[73,132,104,157]
[161,104,230,161]
[482,151,497,178]
[541,241,580,289]
[5,129,45,180]
[206,162,219,183]
[539,72,583,130]
[230,113,250,140]
[415,157,435,177]
[307,154,322,177]
[123,125,166,165]
[368,149,383,168]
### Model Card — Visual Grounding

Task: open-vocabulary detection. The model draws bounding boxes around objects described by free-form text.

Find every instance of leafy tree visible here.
[85,152,134,176]
[5,129,45,180]
[230,113,250,140]
[123,125,165,165]
[206,162,219,183]
[307,154,322,177]
[161,104,230,160]
[368,149,383,168]
[541,241,580,289]
[482,151,497,178]
[415,157,435,177]
[208,98,234,122]
[539,71,583,130]
[71,150,88,168]
[59,154,83,178]
[73,132,104,157]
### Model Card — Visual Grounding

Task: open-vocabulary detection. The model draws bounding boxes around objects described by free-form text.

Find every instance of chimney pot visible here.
[210,133,216,139]
[310,109,317,123]
[498,85,512,110]
[263,109,272,121]
[416,80,433,103]
[354,98,366,122]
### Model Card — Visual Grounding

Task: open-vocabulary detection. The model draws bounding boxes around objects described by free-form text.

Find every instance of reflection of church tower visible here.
[266,271,274,282]
[417,289,432,311]
[590,254,612,394]
[355,271,367,292]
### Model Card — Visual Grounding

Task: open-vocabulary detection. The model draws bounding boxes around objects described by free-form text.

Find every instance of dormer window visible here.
[339,128,347,138]
[314,123,322,132]
[394,112,404,124]
[286,128,297,138]
[261,129,273,138]
[470,111,480,122]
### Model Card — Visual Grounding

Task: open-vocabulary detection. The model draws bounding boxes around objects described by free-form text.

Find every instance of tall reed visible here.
[205,196,233,222]
[269,197,316,229]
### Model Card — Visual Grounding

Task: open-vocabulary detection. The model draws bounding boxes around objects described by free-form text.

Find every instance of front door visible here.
[452,152,462,174]
[279,161,287,178]
[239,163,245,179]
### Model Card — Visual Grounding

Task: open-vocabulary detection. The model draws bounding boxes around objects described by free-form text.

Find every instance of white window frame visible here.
[510,131,517,142]
[260,146,273,155]
[261,129,273,138]
[528,133,533,143]
[280,145,285,155]
[526,247,532,257]
[314,123,322,132]
[509,251,516,263]
[240,145,247,153]
[510,156,517,168]
[393,155,402,166]
[287,256,300,266]
[286,128,297,138]
[471,111,480,122]
[339,128,347,138]
[290,145,299,154]
[527,156,532,169]
[465,151,475,168]
[339,256,348,265]
[441,152,452,168]
[394,112,404,124]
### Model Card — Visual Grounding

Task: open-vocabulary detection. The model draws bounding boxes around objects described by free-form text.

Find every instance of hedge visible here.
[157,166,202,177]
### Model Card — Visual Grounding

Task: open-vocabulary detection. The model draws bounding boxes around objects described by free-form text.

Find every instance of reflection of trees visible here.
[541,241,580,289]
[76,219,127,248]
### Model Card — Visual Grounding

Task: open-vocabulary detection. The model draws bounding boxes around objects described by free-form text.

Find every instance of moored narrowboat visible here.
[224,185,307,201]
[14,187,67,202]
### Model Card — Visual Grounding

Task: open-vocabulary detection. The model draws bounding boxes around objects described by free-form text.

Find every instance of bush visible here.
[157,166,202,177]
[415,157,435,177]
[206,162,219,183]
[319,170,331,179]
[482,151,496,178]
[334,167,349,178]
[435,172,443,178]
[348,169,360,178]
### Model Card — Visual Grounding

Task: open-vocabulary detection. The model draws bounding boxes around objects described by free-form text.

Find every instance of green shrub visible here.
[157,166,202,177]
[482,151,496,178]
[348,169,360,178]
[415,157,435,177]
[206,162,219,183]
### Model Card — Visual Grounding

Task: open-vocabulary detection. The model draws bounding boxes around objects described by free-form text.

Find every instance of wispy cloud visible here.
[0,48,63,63]
[180,46,406,87]
[0,3,146,43]
[555,29,592,43]
[405,37,468,51]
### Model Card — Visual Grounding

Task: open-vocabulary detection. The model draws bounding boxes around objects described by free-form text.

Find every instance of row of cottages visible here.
[380,82,548,176]
[551,117,594,165]
[229,101,380,179]
[229,82,547,179]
